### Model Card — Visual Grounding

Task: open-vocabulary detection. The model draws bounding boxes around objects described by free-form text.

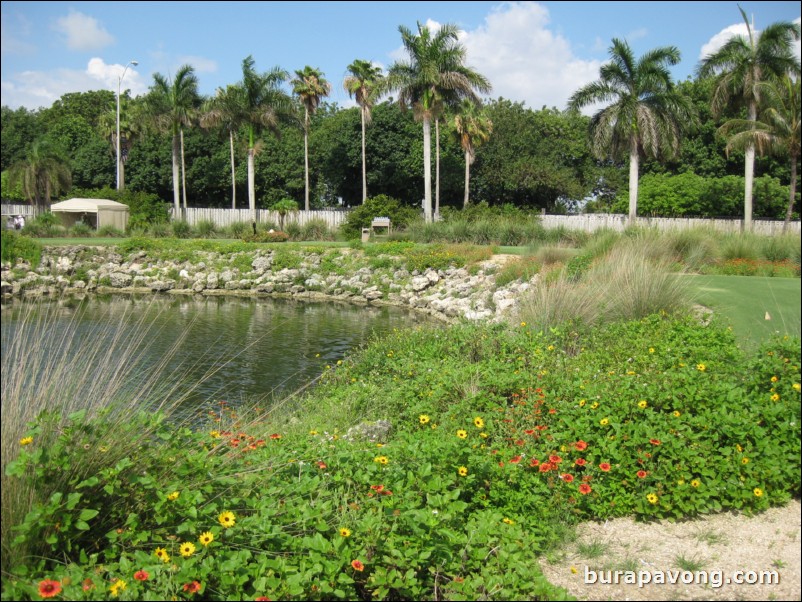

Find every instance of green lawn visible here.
[685,274,801,348]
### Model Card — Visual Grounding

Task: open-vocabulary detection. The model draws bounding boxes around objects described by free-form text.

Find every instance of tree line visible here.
[1,14,799,228]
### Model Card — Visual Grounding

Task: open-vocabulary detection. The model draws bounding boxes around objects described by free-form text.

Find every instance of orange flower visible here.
[579,483,592,495]
[351,559,365,572]
[133,570,149,581]
[183,581,202,594]
[38,580,62,598]
[599,462,611,472]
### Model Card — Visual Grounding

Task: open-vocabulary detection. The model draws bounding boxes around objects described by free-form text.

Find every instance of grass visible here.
[576,540,609,559]
[685,274,801,348]
[674,553,706,572]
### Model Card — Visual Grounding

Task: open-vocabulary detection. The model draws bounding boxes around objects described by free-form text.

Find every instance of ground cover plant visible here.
[2,305,799,600]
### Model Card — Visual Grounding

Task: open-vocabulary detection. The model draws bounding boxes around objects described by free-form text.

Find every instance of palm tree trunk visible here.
[248,148,256,235]
[743,101,757,231]
[171,133,181,219]
[784,156,797,232]
[423,117,433,223]
[230,130,236,210]
[628,140,639,223]
[180,127,187,216]
[304,107,310,211]
[361,107,367,204]
[120,158,126,191]
[464,150,471,208]
[435,118,440,218]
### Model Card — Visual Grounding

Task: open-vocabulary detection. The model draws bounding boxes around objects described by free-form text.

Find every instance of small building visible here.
[50,198,129,231]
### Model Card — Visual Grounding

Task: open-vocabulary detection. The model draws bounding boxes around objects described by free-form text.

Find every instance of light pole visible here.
[116,60,138,190]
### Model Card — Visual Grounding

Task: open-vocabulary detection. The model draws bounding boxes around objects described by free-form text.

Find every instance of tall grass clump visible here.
[227,221,250,239]
[195,219,217,238]
[719,232,760,261]
[0,300,204,572]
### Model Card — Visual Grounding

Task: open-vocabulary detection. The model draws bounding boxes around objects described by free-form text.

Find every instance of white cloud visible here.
[0,58,146,110]
[460,2,602,111]
[700,18,802,63]
[53,10,114,52]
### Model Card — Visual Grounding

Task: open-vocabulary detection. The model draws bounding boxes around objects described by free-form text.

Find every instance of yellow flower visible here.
[167,491,180,501]
[736,444,743,452]
[672,410,681,417]
[456,429,468,439]
[637,400,648,409]
[570,566,578,574]
[741,457,750,464]
[793,383,801,392]
[520,321,527,327]
[458,466,468,477]
[479,432,488,439]
[502,517,515,525]
[677,479,686,486]
[209,430,221,439]
[590,401,599,410]
[770,376,778,383]
[374,456,389,465]
[753,488,764,497]
[646,493,659,505]
[579,399,586,407]
[696,363,706,372]
[691,479,701,488]
[199,531,214,546]
[109,580,127,597]
[179,541,196,557]
[547,345,555,351]
[309,430,318,435]
[19,436,33,446]
[473,417,484,429]
[770,393,780,401]
[218,511,236,529]
[649,347,655,354]
[154,547,170,563]
[339,527,351,538]
[419,414,430,425]
[599,418,609,426]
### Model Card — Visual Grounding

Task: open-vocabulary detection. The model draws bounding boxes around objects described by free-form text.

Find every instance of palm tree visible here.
[292,66,331,211]
[343,59,383,204]
[383,22,491,223]
[568,39,694,223]
[453,100,493,208]
[145,64,200,219]
[696,7,800,230]
[718,75,801,231]
[7,140,72,214]
[237,56,292,234]
[202,85,247,209]
[98,93,140,191]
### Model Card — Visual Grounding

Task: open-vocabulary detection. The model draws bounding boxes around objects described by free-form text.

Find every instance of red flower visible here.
[499,461,505,467]
[183,581,202,594]
[636,470,648,479]
[351,559,365,572]
[370,484,384,491]
[536,425,547,431]
[548,408,557,414]
[561,473,575,483]
[38,580,62,599]
[575,458,587,466]
[255,597,272,601]
[514,439,525,446]
[579,483,592,495]
[510,455,522,464]
[574,440,588,451]
[524,429,535,435]
[529,458,540,467]
[380,489,393,496]
[599,462,611,472]
[539,462,552,473]
[269,433,282,440]
[134,570,149,581]
[549,455,562,464]
[649,439,661,445]
[82,579,94,592]
[317,461,327,469]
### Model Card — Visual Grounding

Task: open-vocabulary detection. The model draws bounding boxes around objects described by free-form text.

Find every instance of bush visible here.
[171,220,192,239]
[195,219,216,238]
[70,187,169,230]
[241,230,289,243]
[96,225,125,238]
[0,230,42,267]
[341,195,419,239]
[69,222,93,238]
[227,221,250,239]
[300,218,334,241]
[21,212,61,238]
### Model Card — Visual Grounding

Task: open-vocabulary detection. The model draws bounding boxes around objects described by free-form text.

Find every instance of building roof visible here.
[50,198,129,213]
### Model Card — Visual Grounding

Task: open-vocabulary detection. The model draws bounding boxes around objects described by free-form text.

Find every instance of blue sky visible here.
[2,1,800,112]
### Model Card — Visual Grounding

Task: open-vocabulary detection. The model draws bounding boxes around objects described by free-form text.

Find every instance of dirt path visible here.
[540,500,801,601]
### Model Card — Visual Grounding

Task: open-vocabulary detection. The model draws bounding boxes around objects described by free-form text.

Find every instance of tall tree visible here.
[98,93,143,191]
[383,22,491,222]
[7,140,72,213]
[696,7,800,230]
[343,59,384,204]
[718,75,801,230]
[568,38,695,222]
[238,56,292,232]
[145,64,200,218]
[201,85,247,209]
[453,100,493,208]
[292,66,331,210]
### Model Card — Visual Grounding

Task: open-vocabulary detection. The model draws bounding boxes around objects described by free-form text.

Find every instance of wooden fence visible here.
[2,202,798,236]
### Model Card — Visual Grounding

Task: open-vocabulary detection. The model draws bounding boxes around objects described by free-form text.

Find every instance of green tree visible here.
[271,198,299,231]
[7,140,72,213]
[719,75,801,230]
[1,106,40,172]
[343,59,384,204]
[97,93,143,191]
[696,7,800,229]
[292,66,331,211]
[568,38,695,222]
[144,64,201,218]
[202,85,247,209]
[237,56,292,232]
[453,100,493,208]
[383,21,491,222]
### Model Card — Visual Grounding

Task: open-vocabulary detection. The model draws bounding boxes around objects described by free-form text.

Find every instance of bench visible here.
[371,217,391,236]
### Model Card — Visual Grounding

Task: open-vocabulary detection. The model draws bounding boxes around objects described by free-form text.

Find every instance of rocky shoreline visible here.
[1,245,535,323]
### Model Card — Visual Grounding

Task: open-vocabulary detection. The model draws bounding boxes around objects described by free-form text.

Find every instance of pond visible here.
[0,294,435,414]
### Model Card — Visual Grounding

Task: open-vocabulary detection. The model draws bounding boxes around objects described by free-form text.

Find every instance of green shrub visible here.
[195,219,216,238]
[96,225,125,238]
[171,220,192,239]
[494,256,541,287]
[0,230,42,267]
[300,218,334,241]
[242,230,289,243]
[227,221,250,238]
[341,195,419,239]
[69,222,93,238]
[21,212,61,238]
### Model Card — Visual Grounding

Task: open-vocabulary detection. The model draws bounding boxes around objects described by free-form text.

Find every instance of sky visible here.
[1,1,800,113]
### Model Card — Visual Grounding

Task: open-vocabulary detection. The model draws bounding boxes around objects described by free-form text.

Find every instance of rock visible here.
[109,272,133,288]
[346,420,393,443]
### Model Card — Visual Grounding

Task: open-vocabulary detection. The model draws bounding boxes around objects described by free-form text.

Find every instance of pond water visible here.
[0,294,435,413]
